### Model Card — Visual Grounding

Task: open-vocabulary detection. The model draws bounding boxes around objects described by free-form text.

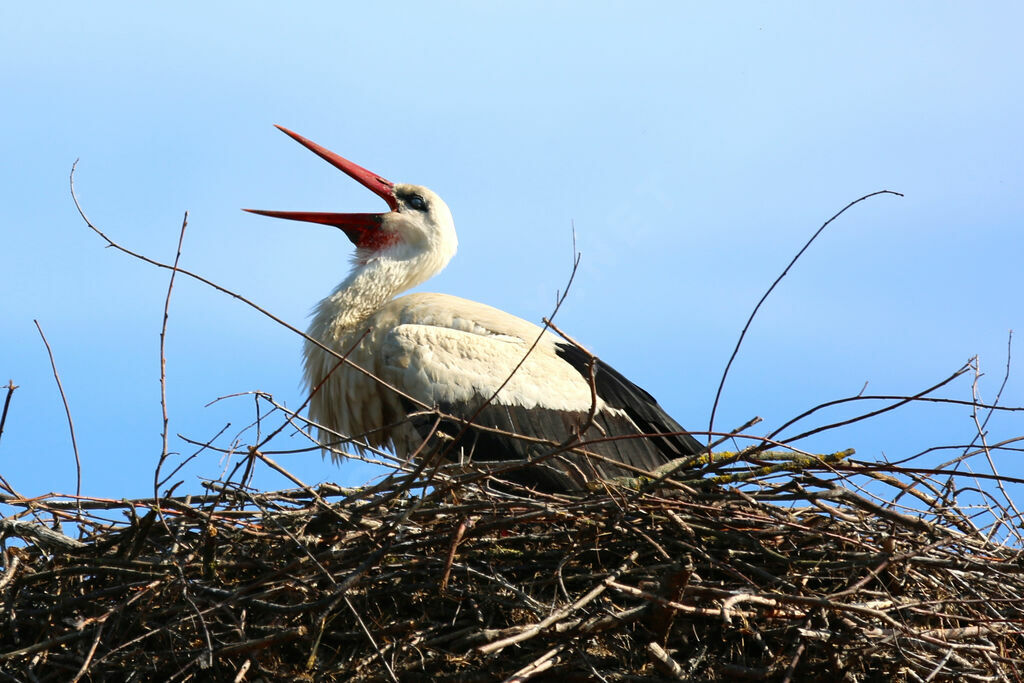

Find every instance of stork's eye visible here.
[408,194,428,211]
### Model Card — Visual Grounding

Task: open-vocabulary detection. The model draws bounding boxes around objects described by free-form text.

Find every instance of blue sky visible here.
[2,3,1022,503]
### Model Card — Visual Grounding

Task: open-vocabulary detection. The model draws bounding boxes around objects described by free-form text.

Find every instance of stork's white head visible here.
[246,126,457,287]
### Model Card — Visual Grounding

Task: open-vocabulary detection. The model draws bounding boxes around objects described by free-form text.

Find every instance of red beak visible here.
[244,125,399,248]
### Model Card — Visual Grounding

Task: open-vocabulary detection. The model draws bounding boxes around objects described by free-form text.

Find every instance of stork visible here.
[247,126,702,491]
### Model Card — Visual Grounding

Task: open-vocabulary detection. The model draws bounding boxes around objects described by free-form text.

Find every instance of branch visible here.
[34,320,82,518]
[707,190,904,450]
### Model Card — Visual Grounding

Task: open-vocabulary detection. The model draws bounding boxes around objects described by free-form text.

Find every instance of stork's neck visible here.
[308,251,444,342]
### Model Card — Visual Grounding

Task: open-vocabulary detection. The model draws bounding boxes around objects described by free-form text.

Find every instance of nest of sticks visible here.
[3,156,1018,681]
[2,438,1024,683]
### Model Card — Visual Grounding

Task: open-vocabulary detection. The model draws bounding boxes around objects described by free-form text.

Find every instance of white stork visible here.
[247,126,702,491]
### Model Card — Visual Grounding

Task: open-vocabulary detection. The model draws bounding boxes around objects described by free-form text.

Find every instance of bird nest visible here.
[2,444,1024,682]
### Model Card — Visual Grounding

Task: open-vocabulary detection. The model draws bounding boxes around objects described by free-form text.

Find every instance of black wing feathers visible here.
[554,342,704,458]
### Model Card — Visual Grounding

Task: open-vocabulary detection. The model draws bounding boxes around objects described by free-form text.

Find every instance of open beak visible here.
[244,125,399,247]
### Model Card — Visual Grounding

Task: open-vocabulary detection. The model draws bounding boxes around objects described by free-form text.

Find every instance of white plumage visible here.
[248,126,701,491]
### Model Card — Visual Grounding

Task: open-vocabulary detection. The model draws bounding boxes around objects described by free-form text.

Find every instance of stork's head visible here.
[246,126,457,273]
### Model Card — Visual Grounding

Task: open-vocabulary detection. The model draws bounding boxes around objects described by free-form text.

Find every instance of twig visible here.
[710,415,763,449]
[0,519,85,551]
[707,190,904,449]
[345,595,399,683]
[150,211,190,562]
[69,620,105,683]
[215,627,307,656]
[0,380,17,446]
[33,320,82,518]
[155,211,189,508]
[646,641,685,680]
[232,659,251,683]
[504,645,565,682]
[774,361,973,446]
[967,342,1023,543]
[0,554,20,592]
[439,517,472,593]
[0,628,97,660]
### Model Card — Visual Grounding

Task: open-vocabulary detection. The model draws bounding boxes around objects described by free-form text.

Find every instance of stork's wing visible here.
[377,311,700,491]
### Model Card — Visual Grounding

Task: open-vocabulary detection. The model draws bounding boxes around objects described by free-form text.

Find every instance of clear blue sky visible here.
[2,3,1022,502]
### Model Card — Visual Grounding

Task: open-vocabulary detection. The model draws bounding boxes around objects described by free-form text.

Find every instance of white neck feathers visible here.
[309,245,451,343]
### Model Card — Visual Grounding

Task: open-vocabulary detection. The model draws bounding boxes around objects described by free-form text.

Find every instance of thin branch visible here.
[155,211,188,511]
[34,320,83,518]
[768,360,973,445]
[707,190,904,449]
[0,380,17,446]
